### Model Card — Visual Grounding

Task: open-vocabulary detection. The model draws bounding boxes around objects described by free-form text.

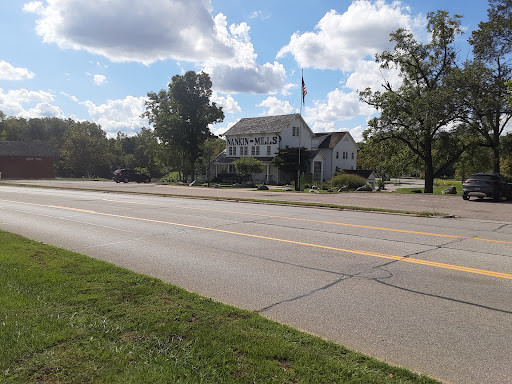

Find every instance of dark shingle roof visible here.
[0,141,54,157]
[317,132,348,149]
[223,114,309,136]
[343,169,375,179]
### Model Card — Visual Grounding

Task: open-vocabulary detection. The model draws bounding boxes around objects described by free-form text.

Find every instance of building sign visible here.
[227,136,280,146]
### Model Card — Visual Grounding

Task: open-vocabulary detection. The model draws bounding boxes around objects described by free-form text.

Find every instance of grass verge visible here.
[0,230,439,383]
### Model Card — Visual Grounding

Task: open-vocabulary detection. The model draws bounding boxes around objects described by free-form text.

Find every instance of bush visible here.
[330,174,368,190]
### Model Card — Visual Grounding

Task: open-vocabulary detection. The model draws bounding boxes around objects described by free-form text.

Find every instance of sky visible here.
[0,0,492,142]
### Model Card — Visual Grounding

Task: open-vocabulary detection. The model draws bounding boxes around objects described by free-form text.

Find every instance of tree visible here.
[234,157,264,182]
[360,11,468,193]
[59,121,109,178]
[463,0,512,173]
[198,136,225,182]
[272,146,310,186]
[143,71,224,180]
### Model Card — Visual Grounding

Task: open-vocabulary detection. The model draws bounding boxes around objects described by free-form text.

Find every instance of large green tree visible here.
[272,146,310,187]
[462,0,512,173]
[143,71,224,180]
[360,11,468,193]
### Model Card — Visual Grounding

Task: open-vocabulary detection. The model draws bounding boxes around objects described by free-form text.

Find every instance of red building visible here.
[0,141,54,179]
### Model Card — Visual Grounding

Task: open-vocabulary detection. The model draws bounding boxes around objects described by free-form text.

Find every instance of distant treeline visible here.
[0,113,225,180]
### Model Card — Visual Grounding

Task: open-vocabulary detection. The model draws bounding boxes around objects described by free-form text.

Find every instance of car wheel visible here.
[144,178,150,183]
[115,180,120,183]
[123,177,129,183]
[462,194,469,200]
[493,191,501,201]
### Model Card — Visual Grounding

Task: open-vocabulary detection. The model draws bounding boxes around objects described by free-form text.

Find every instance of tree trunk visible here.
[424,138,434,194]
[493,146,500,174]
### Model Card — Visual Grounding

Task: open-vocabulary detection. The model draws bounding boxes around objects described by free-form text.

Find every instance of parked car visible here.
[113,169,151,183]
[462,173,512,201]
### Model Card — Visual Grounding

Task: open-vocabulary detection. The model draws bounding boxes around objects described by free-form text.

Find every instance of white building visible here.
[210,114,358,184]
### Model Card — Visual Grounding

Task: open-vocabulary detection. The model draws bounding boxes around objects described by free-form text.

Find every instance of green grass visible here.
[0,230,439,383]
[396,179,462,195]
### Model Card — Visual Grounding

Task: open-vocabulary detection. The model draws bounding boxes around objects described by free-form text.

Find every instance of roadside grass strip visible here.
[0,230,439,383]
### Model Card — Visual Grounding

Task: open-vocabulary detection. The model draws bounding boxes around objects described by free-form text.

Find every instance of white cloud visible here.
[0,60,35,80]
[304,89,375,131]
[23,0,289,94]
[93,74,107,85]
[211,92,241,114]
[0,88,60,117]
[80,96,148,136]
[277,0,424,71]
[345,60,402,91]
[249,10,271,21]
[257,96,293,116]
[23,0,234,65]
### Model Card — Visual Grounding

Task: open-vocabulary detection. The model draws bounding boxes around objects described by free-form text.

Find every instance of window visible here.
[228,146,236,156]
[267,146,271,156]
[228,164,235,173]
[255,146,260,156]
[241,146,248,156]
[336,151,339,159]
[292,126,299,136]
[313,161,322,182]
[343,152,348,159]
[351,152,354,160]
[251,146,255,156]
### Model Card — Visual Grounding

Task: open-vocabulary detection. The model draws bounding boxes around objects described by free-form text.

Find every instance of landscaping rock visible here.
[214,184,222,188]
[283,187,293,191]
[257,185,269,190]
[189,180,196,187]
[309,189,320,193]
[442,186,457,195]
[410,189,423,193]
[356,185,372,192]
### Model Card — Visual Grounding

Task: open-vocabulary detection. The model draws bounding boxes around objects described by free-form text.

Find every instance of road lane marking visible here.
[101,198,512,245]
[2,198,512,281]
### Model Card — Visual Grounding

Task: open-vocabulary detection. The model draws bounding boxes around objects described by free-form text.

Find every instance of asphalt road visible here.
[2,179,511,222]
[1,183,511,384]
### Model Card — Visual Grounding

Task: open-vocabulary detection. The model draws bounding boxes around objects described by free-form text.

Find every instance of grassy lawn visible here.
[395,179,462,195]
[0,230,439,383]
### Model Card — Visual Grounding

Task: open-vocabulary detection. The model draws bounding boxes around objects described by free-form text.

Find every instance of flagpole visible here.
[297,69,303,191]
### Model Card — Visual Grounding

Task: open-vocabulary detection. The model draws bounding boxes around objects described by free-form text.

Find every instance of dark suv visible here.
[113,169,151,183]
[462,173,512,201]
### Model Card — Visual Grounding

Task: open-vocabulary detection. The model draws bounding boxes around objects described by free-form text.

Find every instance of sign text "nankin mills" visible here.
[226,136,280,146]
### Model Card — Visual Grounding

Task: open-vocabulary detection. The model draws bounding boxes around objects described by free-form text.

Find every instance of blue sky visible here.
[0,0,491,141]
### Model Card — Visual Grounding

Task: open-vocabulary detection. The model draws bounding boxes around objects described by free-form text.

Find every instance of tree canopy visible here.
[143,71,224,180]
[360,11,469,193]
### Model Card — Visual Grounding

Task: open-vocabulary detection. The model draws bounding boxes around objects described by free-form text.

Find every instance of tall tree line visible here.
[360,0,512,191]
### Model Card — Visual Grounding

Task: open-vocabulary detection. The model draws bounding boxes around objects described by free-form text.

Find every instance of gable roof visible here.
[343,169,375,179]
[317,132,348,149]
[223,113,311,136]
[0,141,54,157]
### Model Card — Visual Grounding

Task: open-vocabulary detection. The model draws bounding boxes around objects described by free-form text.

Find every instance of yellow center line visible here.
[102,198,512,245]
[3,198,511,281]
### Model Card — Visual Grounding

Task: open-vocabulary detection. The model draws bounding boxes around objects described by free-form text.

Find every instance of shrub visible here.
[330,174,368,190]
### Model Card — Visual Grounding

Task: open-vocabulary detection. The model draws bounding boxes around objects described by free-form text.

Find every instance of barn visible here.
[0,141,54,179]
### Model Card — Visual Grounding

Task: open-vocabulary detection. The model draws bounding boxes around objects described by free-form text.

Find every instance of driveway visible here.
[2,179,511,223]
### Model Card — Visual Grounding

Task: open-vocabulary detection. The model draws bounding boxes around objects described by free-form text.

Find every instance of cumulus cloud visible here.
[257,96,293,116]
[23,0,233,64]
[0,88,62,117]
[80,96,149,136]
[304,89,375,131]
[277,0,424,71]
[93,74,107,85]
[23,0,289,94]
[345,60,402,91]
[211,92,241,114]
[0,60,35,80]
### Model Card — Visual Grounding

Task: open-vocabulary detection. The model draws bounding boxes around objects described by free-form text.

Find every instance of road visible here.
[1,184,511,384]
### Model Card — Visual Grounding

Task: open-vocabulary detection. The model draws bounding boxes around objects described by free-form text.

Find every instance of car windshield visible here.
[469,174,499,181]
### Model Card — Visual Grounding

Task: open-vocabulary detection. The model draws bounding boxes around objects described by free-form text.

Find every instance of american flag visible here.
[302,76,307,104]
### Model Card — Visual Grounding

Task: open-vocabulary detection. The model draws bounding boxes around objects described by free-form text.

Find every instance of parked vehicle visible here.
[462,173,512,201]
[113,169,151,183]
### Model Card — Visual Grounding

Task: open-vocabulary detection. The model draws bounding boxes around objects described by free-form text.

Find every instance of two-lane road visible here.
[1,185,511,383]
